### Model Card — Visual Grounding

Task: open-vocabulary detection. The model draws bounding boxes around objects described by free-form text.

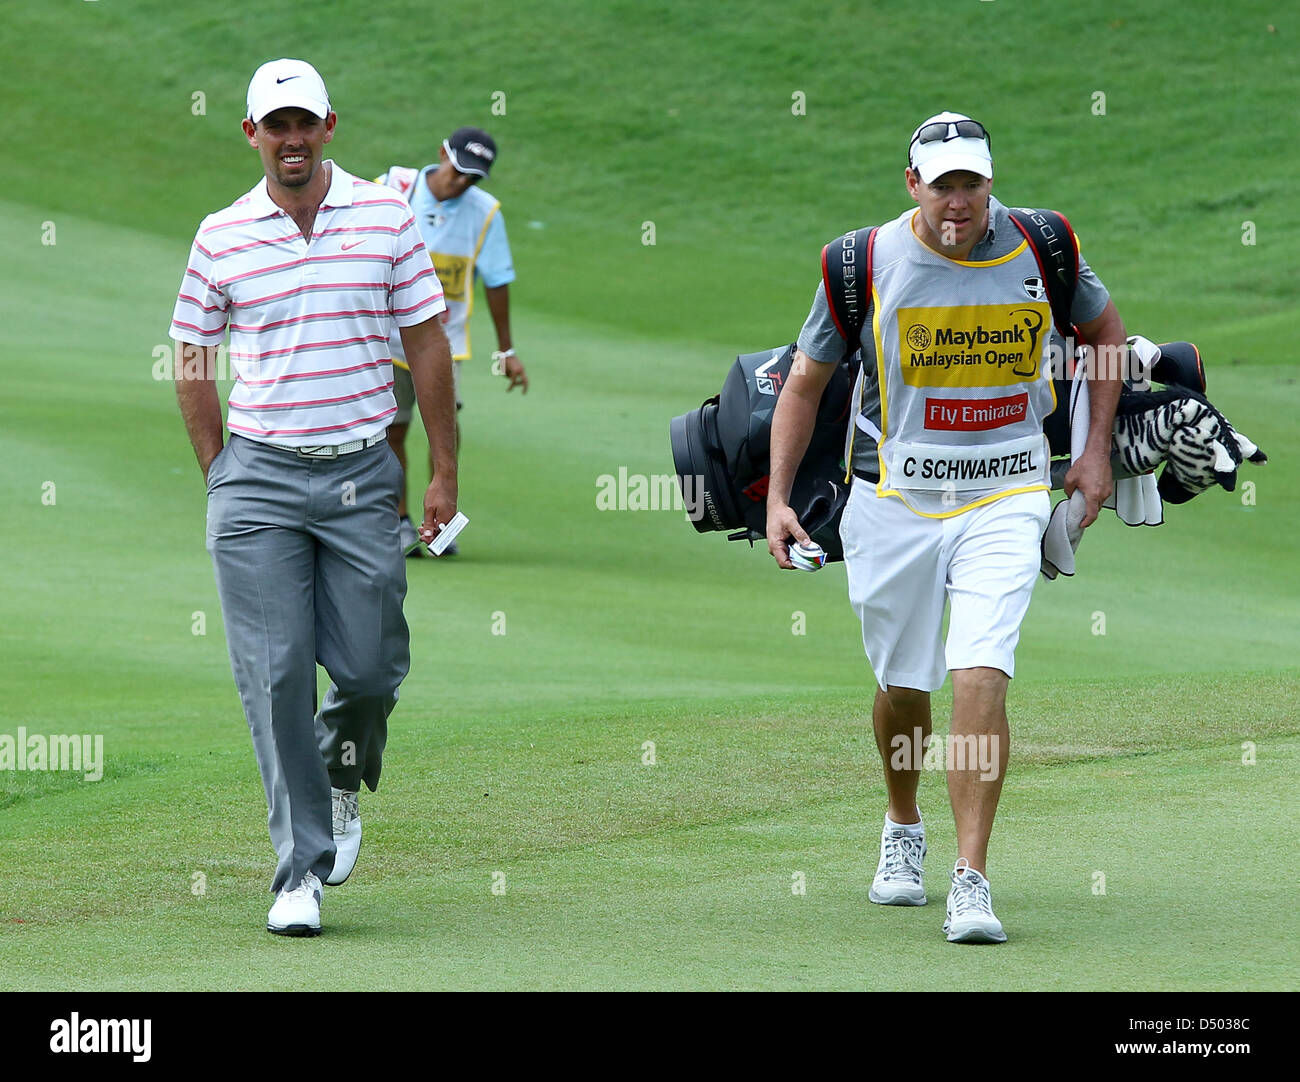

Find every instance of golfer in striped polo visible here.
[170,59,458,936]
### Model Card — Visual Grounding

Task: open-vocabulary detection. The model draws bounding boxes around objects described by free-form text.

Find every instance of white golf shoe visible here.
[326,787,361,886]
[869,816,927,905]
[267,872,322,937]
[943,859,1007,943]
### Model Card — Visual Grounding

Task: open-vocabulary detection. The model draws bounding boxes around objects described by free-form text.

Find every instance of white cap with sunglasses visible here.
[908,111,993,183]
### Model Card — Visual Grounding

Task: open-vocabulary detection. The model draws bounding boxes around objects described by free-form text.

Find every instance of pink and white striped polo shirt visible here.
[169,160,445,446]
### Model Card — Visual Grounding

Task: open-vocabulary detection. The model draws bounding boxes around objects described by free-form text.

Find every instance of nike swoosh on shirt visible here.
[341,240,365,251]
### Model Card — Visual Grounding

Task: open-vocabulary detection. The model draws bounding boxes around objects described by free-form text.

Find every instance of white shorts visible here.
[392,360,463,424]
[840,480,1050,692]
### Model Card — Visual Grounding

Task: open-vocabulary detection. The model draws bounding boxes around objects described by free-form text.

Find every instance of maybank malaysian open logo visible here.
[898,303,1049,387]
[431,251,470,302]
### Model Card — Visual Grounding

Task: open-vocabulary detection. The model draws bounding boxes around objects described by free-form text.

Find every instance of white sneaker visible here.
[267,873,322,936]
[326,787,361,886]
[869,817,927,905]
[943,859,1006,943]
[399,516,423,557]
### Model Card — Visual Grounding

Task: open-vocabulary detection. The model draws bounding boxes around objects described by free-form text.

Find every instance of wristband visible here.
[490,348,515,377]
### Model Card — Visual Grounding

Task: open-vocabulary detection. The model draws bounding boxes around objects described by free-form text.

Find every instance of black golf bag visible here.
[669,344,853,559]
[669,339,1217,563]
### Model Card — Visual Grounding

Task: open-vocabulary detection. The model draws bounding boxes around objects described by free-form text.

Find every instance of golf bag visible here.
[669,344,852,558]
[670,207,1264,563]
[671,336,1209,558]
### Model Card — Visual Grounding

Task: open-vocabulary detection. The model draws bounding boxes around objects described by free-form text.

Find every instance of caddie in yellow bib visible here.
[766,111,1129,945]
[866,220,1057,517]
[373,127,529,555]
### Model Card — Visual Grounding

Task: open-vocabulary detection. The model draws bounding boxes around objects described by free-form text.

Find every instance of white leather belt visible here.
[266,433,387,459]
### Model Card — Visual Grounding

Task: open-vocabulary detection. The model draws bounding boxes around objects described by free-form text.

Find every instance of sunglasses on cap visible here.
[909,120,991,162]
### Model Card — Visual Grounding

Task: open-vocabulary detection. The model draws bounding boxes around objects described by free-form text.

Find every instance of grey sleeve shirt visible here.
[797,281,851,365]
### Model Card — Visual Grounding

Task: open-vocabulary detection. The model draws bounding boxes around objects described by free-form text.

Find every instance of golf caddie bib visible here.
[865,210,1056,517]
[377,165,501,362]
[416,187,501,360]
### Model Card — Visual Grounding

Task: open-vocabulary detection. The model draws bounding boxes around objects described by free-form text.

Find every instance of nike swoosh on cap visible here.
[276,75,300,84]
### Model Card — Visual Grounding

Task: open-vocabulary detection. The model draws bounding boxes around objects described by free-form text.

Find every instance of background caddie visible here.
[376,127,527,557]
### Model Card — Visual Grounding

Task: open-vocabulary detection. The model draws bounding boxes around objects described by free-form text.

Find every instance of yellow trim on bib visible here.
[874,482,1050,519]
[872,287,888,488]
[855,285,890,491]
[459,201,501,362]
[908,211,1028,267]
[872,232,1050,517]
[843,282,882,484]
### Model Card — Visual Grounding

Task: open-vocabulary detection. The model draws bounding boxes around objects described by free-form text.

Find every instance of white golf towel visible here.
[1041,339,1164,579]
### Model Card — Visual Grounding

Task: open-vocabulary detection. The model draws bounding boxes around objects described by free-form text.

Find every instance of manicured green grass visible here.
[0,0,1296,990]
[6,709,1296,990]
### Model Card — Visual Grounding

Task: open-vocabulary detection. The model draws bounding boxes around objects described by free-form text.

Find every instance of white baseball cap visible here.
[246,59,331,124]
[908,111,993,183]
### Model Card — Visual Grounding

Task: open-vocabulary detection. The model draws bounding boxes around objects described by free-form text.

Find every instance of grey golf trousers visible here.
[206,434,409,893]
